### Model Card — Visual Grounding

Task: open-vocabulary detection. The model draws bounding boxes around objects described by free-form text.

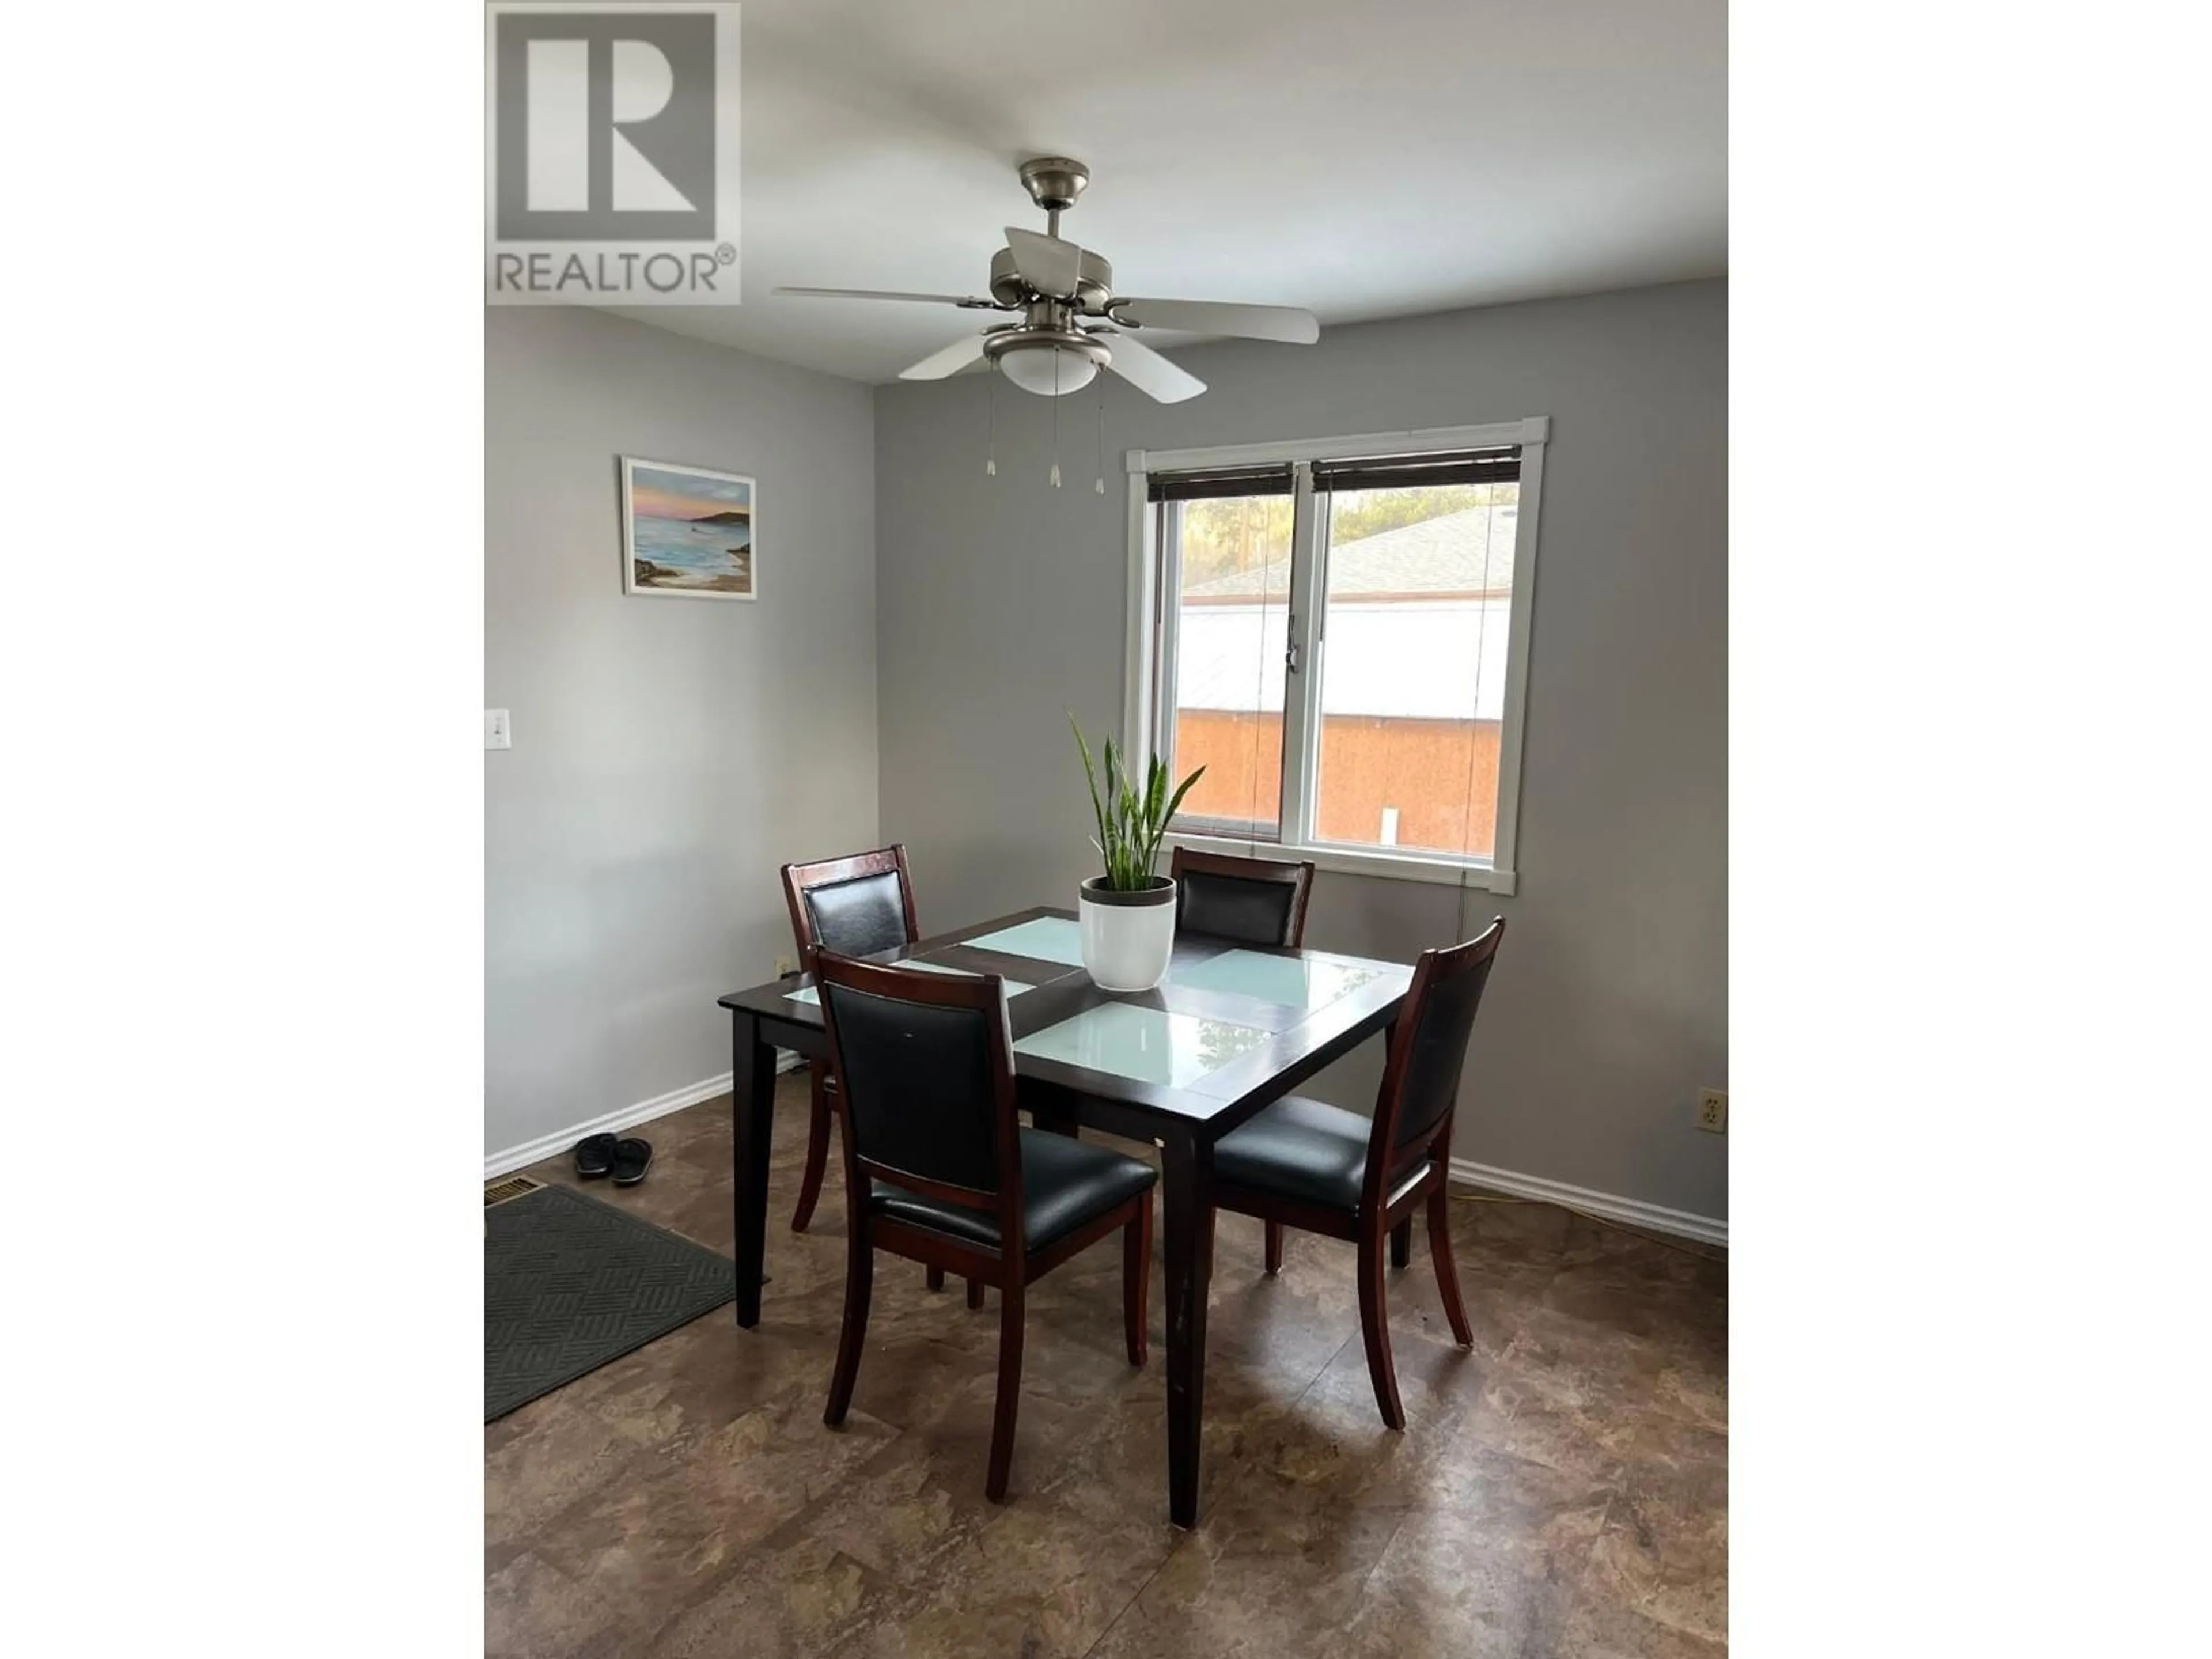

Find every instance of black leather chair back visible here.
[1171,850,1316,949]
[1179,871,1300,948]
[818,974,1004,1195]
[803,870,910,958]
[1377,919,1505,1168]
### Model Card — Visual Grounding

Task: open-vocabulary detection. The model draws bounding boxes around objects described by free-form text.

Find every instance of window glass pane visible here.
[1161,494,1293,836]
[1311,482,1518,857]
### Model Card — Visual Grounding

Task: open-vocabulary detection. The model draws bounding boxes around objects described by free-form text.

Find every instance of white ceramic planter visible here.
[1078,876,1178,993]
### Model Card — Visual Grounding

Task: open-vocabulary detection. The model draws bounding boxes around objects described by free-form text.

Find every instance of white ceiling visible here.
[612,0,1726,382]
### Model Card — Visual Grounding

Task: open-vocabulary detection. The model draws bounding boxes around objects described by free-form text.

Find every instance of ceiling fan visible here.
[774,157,1320,404]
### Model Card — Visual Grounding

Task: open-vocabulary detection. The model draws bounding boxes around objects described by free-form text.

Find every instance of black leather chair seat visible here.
[872,1129,1158,1252]
[1215,1094,1426,1211]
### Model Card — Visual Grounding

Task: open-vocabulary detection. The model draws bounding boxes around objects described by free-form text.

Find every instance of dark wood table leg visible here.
[1029,1100,1080,1138]
[730,1010,775,1327]
[1159,1127,1217,1529]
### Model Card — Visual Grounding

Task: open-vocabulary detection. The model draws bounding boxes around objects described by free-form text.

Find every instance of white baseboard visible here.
[484,1051,806,1181]
[486,1074,1725,1249]
[1448,1157,1727,1248]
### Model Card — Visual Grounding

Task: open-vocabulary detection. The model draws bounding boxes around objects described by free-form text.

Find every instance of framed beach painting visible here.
[619,457,756,600]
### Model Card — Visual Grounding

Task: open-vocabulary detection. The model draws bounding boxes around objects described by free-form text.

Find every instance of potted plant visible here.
[1071,717,1205,993]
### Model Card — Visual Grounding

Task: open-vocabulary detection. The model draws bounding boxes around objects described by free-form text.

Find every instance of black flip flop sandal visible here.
[573,1133,618,1179]
[610,1137,654,1187]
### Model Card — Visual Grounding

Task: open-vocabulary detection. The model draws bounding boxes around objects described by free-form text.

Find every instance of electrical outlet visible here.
[1697,1089,1728,1133]
[774,953,797,980]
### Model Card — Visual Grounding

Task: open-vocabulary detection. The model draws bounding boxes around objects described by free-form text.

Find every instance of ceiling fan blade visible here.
[775,286,997,308]
[898,335,990,381]
[1002,228,1082,298]
[1111,298,1320,344]
[1101,333,1206,404]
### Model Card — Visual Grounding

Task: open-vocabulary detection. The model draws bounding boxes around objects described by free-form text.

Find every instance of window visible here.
[1126,421,1546,891]
[1153,465,1294,839]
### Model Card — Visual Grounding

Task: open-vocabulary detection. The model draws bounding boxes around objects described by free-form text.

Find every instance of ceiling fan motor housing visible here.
[989,246,1113,312]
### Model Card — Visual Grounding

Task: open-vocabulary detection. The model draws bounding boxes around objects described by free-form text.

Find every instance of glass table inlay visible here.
[1166,948,1385,1012]
[1014,1002,1271,1088]
[959,916,1089,968]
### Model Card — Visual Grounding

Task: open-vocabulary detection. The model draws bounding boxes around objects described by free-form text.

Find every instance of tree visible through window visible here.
[1166,493,1291,836]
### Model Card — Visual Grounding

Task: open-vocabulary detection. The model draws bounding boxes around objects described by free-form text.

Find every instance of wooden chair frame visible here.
[1169,846,1319,949]
[813,953,1152,1501]
[779,845,921,1235]
[1214,919,1505,1430]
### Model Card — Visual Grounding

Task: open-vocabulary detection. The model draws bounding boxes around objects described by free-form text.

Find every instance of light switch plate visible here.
[484,709,511,750]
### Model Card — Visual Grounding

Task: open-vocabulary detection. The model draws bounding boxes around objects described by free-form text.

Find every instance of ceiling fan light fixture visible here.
[982,327,1109,397]
[997,342,1099,397]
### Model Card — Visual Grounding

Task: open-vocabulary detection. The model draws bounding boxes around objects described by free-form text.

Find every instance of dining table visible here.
[716,903,1414,1528]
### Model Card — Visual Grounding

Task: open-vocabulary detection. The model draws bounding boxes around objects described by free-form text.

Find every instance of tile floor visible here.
[487,1074,1727,1656]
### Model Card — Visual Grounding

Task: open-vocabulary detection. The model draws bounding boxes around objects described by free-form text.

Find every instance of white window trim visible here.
[1121,417,1547,895]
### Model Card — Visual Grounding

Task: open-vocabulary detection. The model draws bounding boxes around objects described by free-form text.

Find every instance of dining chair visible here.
[813,952,1157,1501]
[1210,918,1505,1430]
[1170,846,1318,951]
[779,846,922,1234]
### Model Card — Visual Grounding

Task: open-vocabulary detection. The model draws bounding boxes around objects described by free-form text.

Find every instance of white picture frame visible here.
[618,456,757,601]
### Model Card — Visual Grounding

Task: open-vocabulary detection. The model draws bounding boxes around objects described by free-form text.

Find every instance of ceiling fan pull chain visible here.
[1049,351,1063,487]
[1094,397,1106,494]
[984,376,997,477]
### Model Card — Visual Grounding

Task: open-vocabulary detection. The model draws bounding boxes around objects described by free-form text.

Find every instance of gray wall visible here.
[486,307,877,1160]
[873,279,1726,1221]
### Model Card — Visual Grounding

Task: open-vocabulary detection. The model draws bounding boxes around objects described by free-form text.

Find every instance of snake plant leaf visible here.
[1150,764,1207,865]
[1069,718,1209,892]
[1070,715,1112,855]
[1160,764,1206,828]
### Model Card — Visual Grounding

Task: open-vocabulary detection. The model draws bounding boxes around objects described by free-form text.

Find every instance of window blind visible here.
[1146,463,1296,503]
[1310,447,1520,492]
